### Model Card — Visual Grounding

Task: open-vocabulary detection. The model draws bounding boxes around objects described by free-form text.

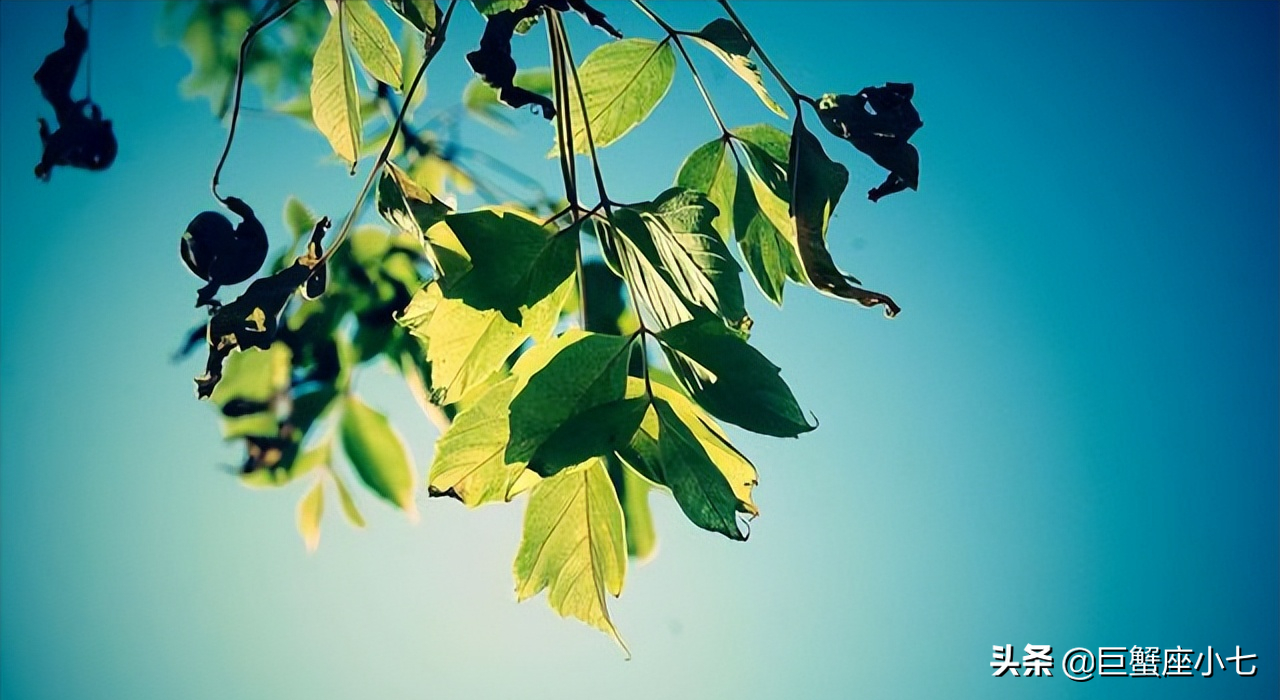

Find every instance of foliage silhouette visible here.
[34,6,116,181]
[153,0,924,652]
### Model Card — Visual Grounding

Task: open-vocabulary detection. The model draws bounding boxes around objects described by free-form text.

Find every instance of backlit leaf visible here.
[557,38,675,154]
[514,459,628,653]
[618,382,757,540]
[330,467,367,528]
[690,19,786,118]
[675,138,737,242]
[607,456,657,562]
[311,8,362,165]
[385,0,438,36]
[507,332,635,463]
[340,395,417,516]
[599,188,748,332]
[297,478,325,552]
[345,0,403,89]
[427,377,527,506]
[658,316,813,437]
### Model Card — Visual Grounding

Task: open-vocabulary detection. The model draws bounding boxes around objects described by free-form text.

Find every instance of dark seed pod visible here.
[180,197,270,307]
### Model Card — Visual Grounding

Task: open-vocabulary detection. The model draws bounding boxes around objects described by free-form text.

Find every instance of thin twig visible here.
[715,0,804,105]
[210,0,300,203]
[631,0,728,136]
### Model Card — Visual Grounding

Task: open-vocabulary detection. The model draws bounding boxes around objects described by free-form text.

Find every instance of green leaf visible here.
[607,456,657,562]
[311,9,362,165]
[284,197,318,241]
[658,316,813,437]
[427,377,527,506]
[731,124,806,304]
[506,332,635,463]
[385,0,438,35]
[330,467,367,528]
[297,478,325,552]
[340,395,417,516]
[345,0,403,89]
[557,38,675,155]
[675,138,737,242]
[212,343,292,439]
[463,68,553,131]
[600,188,748,332]
[471,0,527,14]
[790,119,900,316]
[514,459,628,654]
[377,162,452,249]
[690,19,786,118]
[436,210,577,320]
[398,275,570,404]
[618,384,757,540]
[527,397,650,477]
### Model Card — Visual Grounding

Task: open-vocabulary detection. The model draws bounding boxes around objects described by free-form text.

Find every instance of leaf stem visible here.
[631,0,729,137]
[715,0,803,105]
[210,0,301,203]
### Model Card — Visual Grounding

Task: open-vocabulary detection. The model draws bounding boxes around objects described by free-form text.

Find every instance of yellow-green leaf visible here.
[690,19,786,118]
[330,467,367,527]
[514,459,628,654]
[297,478,325,552]
[311,10,362,165]
[427,377,527,506]
[346,0,403,89]
[556,38,675,155]
[340,395,417,516]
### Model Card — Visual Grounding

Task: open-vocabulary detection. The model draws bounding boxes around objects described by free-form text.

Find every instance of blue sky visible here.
[1,2,1276,699]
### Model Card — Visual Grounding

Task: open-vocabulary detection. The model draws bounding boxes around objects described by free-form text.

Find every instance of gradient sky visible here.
[1,2,1277,699]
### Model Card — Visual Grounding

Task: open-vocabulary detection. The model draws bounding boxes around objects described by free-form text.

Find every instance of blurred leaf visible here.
[607,456,657,561]
[311,8,362,165]
[210,343,292,405]
[463,68,553,131]
[241,441,328,489]
[790,119,900,316]
[690,19,786,118]
[297,478,325,552]
[506,331,635,463]
[658,316,813,437]
[340,395,417,516]
[284,196,318,241]
[427,377,526,505]
[330,466,367,527]
[675,138,736,242]
[345,0,404,89]
[557,38,675,155]
[471,0,528,14]
[514,459,628,654]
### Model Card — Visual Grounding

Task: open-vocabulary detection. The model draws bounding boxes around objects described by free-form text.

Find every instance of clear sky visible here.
[1,2,1277,699]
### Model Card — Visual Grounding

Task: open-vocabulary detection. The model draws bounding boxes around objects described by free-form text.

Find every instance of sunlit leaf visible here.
[340,395,417,516]
[377,162,451,249]
[690,19,786,118]
[428,377,526,505]
[345,0,403,89]
[385,0,438,36]
[507,331,635,463]
[658,316,813,437]
[557,38,675,155]
[329,463,367,528]
[514,459,628,654]
[297,478,325,552]
[675,137,736,242]
[618,382,757,541]
[311,8,362,165]
[599,188,748,332]
[607,456,657,562]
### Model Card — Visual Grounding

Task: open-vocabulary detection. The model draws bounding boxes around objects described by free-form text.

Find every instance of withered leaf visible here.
[466,0,621,120]
[815,82,922,202]
[789,118,900,317]
[33,7,117,181]
[196,217,331,398]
